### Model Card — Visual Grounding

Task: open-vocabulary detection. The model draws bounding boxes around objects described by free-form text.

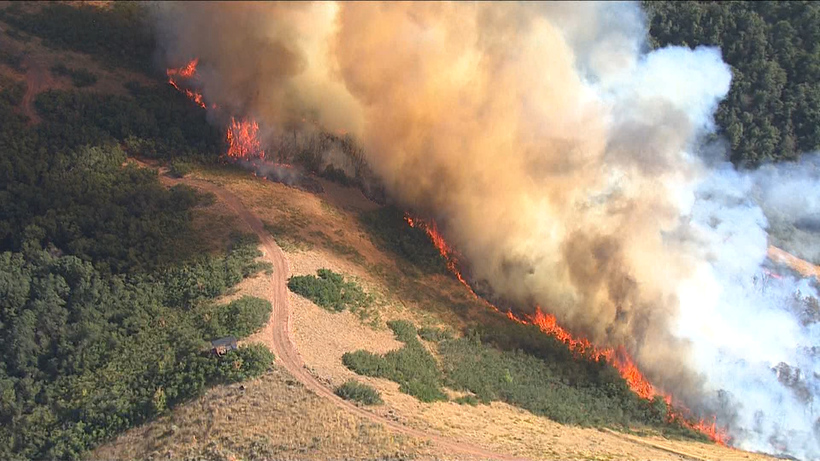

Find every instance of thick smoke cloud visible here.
[152,2,820,458]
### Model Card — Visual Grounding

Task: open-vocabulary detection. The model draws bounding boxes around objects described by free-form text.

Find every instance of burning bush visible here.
[359,206,448,275]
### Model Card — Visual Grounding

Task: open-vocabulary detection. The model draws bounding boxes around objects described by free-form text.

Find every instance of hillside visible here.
[0,2,806,461]
[92,163,777,461]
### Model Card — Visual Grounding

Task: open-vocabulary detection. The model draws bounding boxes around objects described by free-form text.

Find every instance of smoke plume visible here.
[152,2,820,458]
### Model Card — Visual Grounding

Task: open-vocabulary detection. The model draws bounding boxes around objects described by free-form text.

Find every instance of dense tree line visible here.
[0,2,155,72]
[0,24,273,459]
[0,235,274,460]
[0,82,227,274]
[645,1,820,166]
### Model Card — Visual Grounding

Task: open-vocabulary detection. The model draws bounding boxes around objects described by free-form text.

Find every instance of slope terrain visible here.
[93,163,777,461]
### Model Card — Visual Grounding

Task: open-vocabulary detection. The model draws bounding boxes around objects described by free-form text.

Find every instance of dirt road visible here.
[167,175,530,461]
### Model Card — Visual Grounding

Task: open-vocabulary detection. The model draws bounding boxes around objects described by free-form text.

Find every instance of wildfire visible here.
[166,58,206,109]
[226,117,265,160]
[767,245,820,281]
[404,213,728,444]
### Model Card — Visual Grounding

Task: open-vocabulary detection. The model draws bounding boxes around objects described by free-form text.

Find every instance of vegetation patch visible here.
[50,62,98,88]
[0,76,25,106]
[0,67,276,458]
[0,2,155,71]
[197,296,273,339]
[36,85,224,161]
[439,323,709,440]
[418,326,454,342]
[0,234,275,460]
[342,321,447,403]
[288,269,371,313]
[454,395,480,406]
[168,159,193,178]
[335,380,384,405]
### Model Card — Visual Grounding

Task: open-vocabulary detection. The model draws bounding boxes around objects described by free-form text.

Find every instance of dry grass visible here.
[90,368,436,461]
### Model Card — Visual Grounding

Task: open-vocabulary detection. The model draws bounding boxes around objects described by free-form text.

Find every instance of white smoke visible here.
[151,2,820,458]
[676,156,820,459]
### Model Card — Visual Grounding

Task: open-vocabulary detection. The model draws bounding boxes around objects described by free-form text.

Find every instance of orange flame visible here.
[226,117,265,160]
[767,245,820,281]
[166,59,206,109]
[404,213,728,444]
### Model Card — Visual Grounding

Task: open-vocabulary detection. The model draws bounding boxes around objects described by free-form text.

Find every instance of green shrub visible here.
[438,331,694,435]
[335,380,383,405]
[0,76,25,107]
[418,326,453,342]
[343,321,447,403]
[0,49,23,70]
[215,344,275,383]
[169,159,193,178]
[161,234,271,308]
[359,206,447,275]
[287,269,370,312]
[645,1,820,166]
[399,379,448,403]
[387,320,417,343]
[320,164,356,187]
[3,2,155,71]
[0,238,274,460]
[200,296,272,339]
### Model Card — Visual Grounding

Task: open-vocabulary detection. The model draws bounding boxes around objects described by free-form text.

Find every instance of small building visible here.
[210,336,238,356]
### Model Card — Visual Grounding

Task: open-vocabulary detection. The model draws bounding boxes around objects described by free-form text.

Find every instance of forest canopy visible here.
[645,1,820,166]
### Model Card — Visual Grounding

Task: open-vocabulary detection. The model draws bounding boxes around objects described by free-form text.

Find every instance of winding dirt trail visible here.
[169,175,530,461]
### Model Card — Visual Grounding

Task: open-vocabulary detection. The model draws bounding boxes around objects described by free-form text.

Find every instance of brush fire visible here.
[155,2,820,458]
[405,213,729,444]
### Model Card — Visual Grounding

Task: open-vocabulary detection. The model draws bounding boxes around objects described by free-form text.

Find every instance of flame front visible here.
[166,59,206,109]
[226,117,265,160]
[405,213,728,444]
